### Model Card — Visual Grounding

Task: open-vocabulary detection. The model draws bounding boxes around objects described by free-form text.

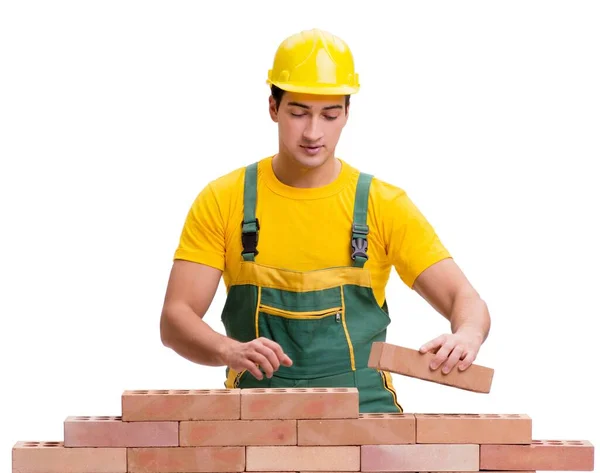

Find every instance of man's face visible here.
[269,91,349,169]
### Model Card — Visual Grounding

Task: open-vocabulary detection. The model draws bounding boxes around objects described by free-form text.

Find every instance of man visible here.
[160,28,490,413]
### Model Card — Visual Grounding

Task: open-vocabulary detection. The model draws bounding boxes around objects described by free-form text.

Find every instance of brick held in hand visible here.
[121,388,241,421]
[361,444,479,472]
[245,445,360,471]
[368,341,494,393]
[241,387,359,420]
[415,413,532,444]
[12,440,127,473]
[480,439,595,471]
[63,415,179,447]
[298,413,415,445]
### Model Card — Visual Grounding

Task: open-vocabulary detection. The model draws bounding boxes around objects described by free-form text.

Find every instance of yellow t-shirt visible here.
[174,156,451,306]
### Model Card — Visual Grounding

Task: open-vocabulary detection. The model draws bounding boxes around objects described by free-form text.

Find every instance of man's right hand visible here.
[222,337,293,380]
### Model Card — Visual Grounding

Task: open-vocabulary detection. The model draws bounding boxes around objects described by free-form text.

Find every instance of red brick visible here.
[12,440,126,472]
[128,446,245,472]
[180,419,296,446]
[246,446,360,471]
[241,387,358,420]
[121,388,240,421]
[63,415,178,447]
[368,342,494,393]
[480,439,594,470]
[298,413,415,445]
[415,413,531,444]
[361,444,479,471]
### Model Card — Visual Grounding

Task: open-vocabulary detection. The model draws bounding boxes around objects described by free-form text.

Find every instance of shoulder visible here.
[199,157,271,202]
[184,159,268,227]
[370,176,408,202]
[341,159,409,204]
[204,163,247,197]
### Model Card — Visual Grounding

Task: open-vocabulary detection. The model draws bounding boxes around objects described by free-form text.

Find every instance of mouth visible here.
[300,145,323,155]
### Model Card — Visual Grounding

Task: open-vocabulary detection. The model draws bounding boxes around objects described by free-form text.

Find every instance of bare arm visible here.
[413,258,490,342]
[160,259,236,366]
[159,259,293,378]
[412,258,491,372]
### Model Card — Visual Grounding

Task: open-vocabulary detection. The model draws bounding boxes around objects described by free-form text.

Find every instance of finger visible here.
[442,345,464,374]
[254,342,281,372]
[260,337,293,366]
[458,351,476,371]
[249,351,275,378]
[241,359,264,380]
[420,334,446,354]
[430,341,454,370]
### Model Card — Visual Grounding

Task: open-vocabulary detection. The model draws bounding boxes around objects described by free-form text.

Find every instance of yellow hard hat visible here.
[267,28,360,95]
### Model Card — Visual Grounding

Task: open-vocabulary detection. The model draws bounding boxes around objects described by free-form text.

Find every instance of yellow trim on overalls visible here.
[224,287,262,389]
[339,286,356,371]
[225,367,245,389]
[380,369,403,412]
[231,261,373,291]
[258,304,342,319]
[254,286,262,337]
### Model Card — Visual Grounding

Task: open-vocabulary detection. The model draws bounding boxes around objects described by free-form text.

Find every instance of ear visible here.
[341,103,350,127]
[268,96,278,122]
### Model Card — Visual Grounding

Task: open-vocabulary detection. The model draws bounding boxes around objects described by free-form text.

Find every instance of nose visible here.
[302,116,324,142]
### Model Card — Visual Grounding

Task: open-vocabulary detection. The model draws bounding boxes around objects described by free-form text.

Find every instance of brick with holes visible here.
[415,413,531,444]
[121,388,240,421]
[368,342,494,393]
[12,441,126,473]
[63,415,178,447]
[298,413,415,445]
[480,439,594,471]
[241,387,359,420]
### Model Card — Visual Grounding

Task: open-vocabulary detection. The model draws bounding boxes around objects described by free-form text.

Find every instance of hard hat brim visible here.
[267,80,359,95]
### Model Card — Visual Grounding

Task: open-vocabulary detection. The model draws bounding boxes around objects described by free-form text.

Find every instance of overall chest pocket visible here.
[256,287,354,379]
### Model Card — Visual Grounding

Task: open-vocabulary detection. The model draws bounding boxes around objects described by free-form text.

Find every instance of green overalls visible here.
[220,162,402,413]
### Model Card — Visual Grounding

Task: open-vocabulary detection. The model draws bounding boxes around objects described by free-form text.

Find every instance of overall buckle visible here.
[241,218,260,256]
[351,223,369,260]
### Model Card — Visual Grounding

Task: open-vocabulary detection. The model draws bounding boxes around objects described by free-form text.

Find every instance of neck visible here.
[272,151,341,188]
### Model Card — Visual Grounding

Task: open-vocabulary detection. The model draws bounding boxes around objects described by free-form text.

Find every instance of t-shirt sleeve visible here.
[382,189,452,289]
[173,182,226,271]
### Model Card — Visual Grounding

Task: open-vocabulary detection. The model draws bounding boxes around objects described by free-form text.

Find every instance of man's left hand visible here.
[419,330,483,374]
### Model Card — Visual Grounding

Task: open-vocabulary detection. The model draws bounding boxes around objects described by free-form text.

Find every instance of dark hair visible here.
[271,85,350,112]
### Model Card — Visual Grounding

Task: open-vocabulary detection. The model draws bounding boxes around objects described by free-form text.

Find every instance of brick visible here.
[361,444,479,471]
[415,413,531,444]
[241,387,358,419]
[127,446,245,472]
[246,446,360,471]
[368,342,494,393]
[121,388,240,421]
[298,413,415,445]
[480,439,594,471]
[12,440,126,473]
[63,415,178,447]
[180,419,296,446]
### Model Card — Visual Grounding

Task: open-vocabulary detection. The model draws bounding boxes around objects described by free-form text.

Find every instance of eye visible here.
[290,112,305,117]
[324,115,339,121]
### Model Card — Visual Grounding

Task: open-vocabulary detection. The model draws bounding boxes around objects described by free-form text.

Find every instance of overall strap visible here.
[351,172,373,268]
[241,162,259,261]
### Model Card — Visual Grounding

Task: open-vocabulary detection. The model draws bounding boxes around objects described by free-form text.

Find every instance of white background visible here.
[1,1,598,470]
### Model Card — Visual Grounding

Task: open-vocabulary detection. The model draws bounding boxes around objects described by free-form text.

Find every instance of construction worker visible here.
[160,28,491,413]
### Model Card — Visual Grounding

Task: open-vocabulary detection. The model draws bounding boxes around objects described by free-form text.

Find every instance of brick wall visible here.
[11,342,595,472]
